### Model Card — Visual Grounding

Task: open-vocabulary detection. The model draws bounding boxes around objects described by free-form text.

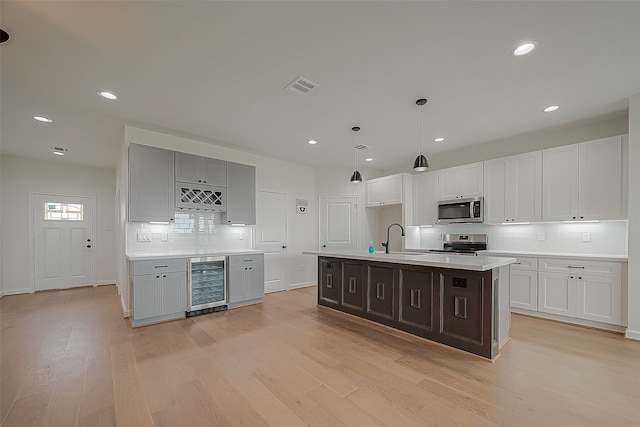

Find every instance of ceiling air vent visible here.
[284,76,318,95]
[353,144,369,150]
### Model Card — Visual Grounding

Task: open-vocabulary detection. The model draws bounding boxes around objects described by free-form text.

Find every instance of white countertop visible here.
[303,250,516,271]
[478,250,628,262]
[126,249,264,261]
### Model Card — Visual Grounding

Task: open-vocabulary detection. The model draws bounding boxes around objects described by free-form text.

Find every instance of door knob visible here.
[86,245,92,248]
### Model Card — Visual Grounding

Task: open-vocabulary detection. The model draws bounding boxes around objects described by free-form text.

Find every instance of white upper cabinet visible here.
[484,151,542,223]
[543,144,579,221]
[175,152,227,186]
[578,136,625,220]
[221,162,256,225]
[412,171,439,226]
[438,162,483,200]
[366,174,405,207]
[543,136,625,221]
[129,144,175,222]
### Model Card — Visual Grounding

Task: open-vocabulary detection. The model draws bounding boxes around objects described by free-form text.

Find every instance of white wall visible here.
[314,166,383,251]
[118,126,318,313]
[1,156,116,295]
[626,93,640,339]
[406,222,628,256]
[385,112,629,175]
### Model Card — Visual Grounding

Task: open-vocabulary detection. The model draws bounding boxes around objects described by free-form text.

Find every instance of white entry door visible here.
[256,191,287,293]
[33,194,94,291]
[319,196,358,251]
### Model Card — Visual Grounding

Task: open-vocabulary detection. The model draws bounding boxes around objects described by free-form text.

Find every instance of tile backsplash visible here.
[406,220,628,255]
[127,212,253,253]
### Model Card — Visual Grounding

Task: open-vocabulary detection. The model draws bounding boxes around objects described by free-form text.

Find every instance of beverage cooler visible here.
[187,256,227,316]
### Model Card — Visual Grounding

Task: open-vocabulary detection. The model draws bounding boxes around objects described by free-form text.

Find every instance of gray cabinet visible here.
[222,162,256,225]
[131,258,186,326]
[175,152,227,186]
[129,144,175,222]
[228,254,264,308]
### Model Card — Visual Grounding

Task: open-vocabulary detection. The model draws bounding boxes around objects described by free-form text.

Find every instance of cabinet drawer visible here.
[510,257,538,271]
[133,258,186,275]
[538,258,620,277]
[228,254,264,269]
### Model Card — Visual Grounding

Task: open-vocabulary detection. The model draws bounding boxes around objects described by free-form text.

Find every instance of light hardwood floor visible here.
[1,285,639,426]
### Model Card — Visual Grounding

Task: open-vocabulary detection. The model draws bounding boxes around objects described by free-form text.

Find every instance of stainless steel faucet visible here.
[381,223,405,254]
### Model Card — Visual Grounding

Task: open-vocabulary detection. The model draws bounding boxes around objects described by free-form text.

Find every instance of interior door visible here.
[319,196,358,251]
[33,194,94,291]
[256,191,287,293]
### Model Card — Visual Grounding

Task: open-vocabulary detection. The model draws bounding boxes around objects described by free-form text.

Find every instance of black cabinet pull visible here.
[86,245,92,248]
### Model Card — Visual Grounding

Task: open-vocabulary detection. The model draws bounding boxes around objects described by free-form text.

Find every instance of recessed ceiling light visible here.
[365,158,373,162]
[434,137,445,143]
[308,140,317,145]
[34,116,52,123]
[512,42,537,56]
[98,91,117,100]
[543,105,560,112]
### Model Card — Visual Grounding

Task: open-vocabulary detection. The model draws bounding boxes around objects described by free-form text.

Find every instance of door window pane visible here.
[44,203,84,221]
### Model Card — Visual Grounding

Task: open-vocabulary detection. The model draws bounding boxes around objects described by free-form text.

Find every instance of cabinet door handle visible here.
[410,288,421,308]
[162,275,166,278]
[513,262,522,265]
[86,245,92,248]
[568,266,585,269]
[348,277,357,294]
[156,275,160,278]
[376,282,385,300]
[155,265,168,268]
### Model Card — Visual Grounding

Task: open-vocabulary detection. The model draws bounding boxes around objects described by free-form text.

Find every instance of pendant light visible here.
[413,98,429,172]
[350,126,363,184]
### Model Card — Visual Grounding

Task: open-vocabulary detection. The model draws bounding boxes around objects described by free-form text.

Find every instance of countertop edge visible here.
[303,251,516,271]
[127,249,264,261]
[477,250,628,262]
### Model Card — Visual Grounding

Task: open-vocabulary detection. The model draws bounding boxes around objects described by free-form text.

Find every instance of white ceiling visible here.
[2,1,640,171]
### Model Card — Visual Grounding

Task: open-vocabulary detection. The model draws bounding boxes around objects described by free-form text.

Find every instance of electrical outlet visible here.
[537,232,546,241]
[161,233,168,242]
[299,264,305,272]
[238,232,244,240]
[582,232,591,242]
[137,232,152,242]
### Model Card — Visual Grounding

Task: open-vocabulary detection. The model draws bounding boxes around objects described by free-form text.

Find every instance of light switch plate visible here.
[582,232,591,242]
[137,232,152,242]
[161,233,168,242]
[537,232,546,241]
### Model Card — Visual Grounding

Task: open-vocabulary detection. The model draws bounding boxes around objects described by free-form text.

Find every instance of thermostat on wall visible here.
[296,198,309,214]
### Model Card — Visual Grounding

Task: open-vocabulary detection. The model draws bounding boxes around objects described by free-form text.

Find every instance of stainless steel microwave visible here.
[437,197,484,224]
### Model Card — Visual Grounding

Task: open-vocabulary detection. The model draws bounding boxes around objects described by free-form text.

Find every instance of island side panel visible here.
[437,269,495,359]
[496,264,511,348]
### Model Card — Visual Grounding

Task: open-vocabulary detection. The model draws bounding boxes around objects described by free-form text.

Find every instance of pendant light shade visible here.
[350,126,363,184]
[413,98,429,172]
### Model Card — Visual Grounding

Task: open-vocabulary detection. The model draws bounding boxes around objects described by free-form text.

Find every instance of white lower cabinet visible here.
[228,254,264,308]
[538,272,577,317]
[131,258,186,326]
[576,275,621,325]
[511,269,538,311]
[503,254,626,330]
[536,257,623,327]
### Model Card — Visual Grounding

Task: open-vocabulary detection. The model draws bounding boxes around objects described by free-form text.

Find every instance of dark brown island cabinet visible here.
[312,255,513,360]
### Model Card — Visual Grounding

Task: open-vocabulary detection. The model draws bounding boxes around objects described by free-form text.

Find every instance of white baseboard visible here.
[120,296,131,318]
[289,281,316,290]
[96,280,116,286]
[625,329,640,340]
[1,288,32,296]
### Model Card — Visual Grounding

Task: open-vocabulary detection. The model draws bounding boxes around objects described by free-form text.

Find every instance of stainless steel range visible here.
[427,234,487,255]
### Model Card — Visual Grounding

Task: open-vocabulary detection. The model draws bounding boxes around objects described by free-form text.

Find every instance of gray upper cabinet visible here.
[222,162,256,225]
[175,152,227,186]
[129,144,175,222]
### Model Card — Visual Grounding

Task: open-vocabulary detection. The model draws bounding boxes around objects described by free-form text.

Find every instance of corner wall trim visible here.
[625,329,640,341]
[120,296,131,318]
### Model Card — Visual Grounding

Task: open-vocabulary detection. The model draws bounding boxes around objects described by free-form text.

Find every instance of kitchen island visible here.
[303,250,516,360]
